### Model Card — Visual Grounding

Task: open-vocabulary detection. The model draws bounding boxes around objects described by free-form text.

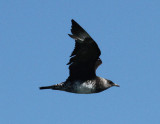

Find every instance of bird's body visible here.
[40,77,115,94]
[40,19,119,94]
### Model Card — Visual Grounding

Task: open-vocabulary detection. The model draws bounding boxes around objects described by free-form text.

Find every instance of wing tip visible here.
[71,19,79,27]
[71,19,75,23]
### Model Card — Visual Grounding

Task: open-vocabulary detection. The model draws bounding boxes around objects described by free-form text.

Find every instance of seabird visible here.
[39,19,119,94]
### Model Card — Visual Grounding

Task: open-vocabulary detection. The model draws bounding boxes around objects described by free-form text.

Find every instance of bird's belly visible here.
[74,81,96,94]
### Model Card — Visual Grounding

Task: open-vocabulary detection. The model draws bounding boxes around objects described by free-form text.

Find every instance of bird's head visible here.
[107,80,120,88]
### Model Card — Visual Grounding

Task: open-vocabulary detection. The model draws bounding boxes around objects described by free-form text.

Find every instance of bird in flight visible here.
[39,19,119,94]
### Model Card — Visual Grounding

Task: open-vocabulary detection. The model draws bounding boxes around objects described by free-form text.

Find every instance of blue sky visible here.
[1,0,160,124]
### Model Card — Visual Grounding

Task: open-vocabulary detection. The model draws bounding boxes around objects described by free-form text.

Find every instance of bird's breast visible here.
[73,80,96,94]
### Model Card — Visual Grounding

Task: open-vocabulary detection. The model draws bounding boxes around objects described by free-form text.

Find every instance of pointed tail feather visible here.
[39,86,53,90]
[39,83,64,90]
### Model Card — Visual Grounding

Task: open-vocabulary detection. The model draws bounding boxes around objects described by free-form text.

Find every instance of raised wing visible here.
[67,19,101,81]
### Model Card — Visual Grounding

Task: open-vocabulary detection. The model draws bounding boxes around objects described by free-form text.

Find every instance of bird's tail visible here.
[39,83,64,90]
[39,86,53,90]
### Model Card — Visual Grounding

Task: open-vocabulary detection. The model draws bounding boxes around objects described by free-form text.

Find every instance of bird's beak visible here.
[114,83,120,87]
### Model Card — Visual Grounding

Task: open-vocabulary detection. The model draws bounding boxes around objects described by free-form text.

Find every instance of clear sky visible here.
[1,0,160,124]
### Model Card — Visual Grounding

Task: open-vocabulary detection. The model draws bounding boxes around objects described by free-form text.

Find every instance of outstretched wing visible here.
[67,19,101,81]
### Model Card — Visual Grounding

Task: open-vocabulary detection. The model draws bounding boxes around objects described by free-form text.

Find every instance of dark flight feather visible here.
[67,19,101,81]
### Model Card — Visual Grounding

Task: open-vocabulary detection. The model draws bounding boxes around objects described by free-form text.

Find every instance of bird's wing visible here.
[67,19,101,81]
